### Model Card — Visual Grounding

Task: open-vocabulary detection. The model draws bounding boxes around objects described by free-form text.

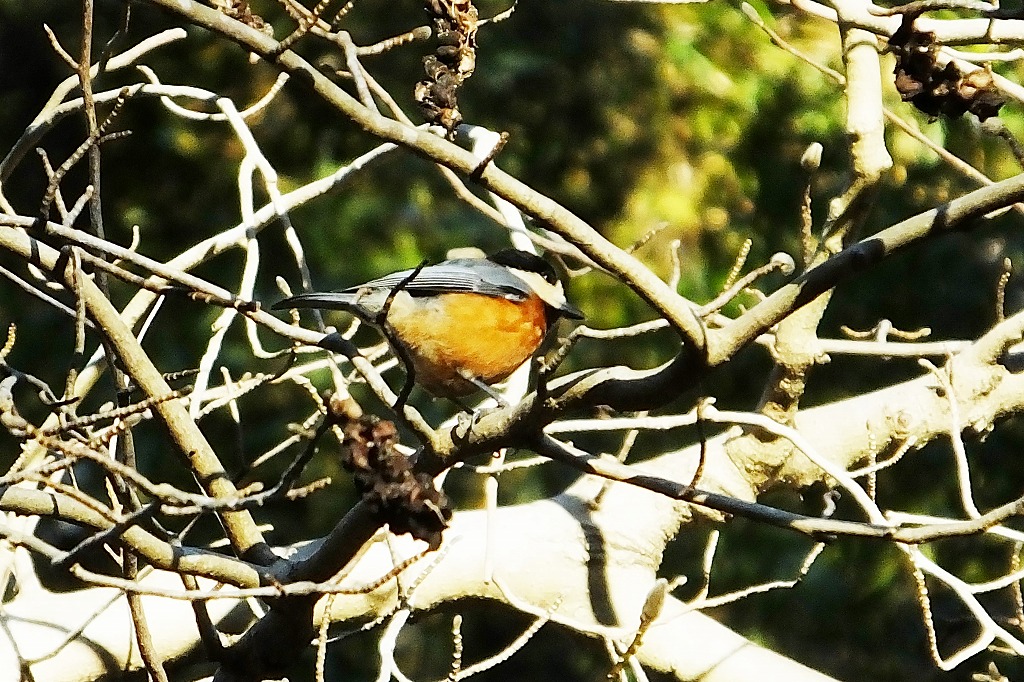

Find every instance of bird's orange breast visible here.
[385,292,548,397]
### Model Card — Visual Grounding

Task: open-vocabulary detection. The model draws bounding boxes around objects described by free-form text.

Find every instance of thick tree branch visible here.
[714,171,1024,363]
[0,222,275,565]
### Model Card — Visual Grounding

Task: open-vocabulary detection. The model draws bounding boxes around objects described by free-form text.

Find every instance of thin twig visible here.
[38,88,131,223]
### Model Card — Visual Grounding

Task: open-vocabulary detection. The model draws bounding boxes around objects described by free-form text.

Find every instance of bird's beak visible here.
[557,300,584,320]
[521,274,584,320]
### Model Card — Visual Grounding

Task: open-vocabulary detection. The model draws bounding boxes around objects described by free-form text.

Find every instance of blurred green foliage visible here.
[3,0,1024,680]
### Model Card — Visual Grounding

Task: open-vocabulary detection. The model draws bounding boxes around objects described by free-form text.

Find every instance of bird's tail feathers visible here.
[271,292,363,312]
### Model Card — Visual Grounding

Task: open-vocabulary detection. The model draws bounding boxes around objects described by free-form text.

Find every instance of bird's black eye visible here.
[489,249,557,283]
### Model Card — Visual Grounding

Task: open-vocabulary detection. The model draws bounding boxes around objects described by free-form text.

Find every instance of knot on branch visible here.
[415,0,479,134]
[889,13,1005,121]
[339,413,452,549]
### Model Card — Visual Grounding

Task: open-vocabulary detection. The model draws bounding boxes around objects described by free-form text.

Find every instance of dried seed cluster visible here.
[889,13,1005,121]
[415,0,479,134]
[340,413,452,549]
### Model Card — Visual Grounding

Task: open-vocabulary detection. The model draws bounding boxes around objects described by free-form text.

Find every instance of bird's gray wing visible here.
[345,259,530,299]
[272,259,532,313]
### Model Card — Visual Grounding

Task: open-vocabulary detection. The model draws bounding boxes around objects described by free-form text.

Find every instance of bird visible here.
[273,249,583,398]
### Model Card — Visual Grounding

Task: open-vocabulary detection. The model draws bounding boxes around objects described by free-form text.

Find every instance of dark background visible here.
[3,0,1024,679]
